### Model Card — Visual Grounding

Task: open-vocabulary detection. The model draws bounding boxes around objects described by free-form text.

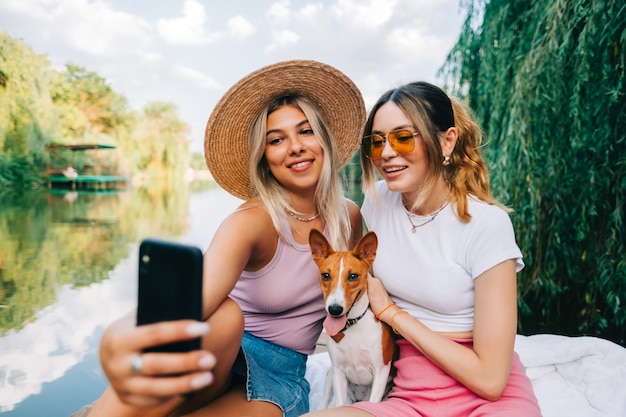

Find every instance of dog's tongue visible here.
[323,314,347,337]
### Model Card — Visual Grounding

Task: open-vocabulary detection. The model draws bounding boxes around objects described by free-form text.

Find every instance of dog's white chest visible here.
[327,314,387,385]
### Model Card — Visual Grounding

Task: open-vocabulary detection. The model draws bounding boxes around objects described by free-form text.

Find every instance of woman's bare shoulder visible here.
[229,198,270,223]
[207,197,277,264]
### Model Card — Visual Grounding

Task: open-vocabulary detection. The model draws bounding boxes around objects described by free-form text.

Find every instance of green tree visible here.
[120,101,190,181]
[48,64,133,174]
[0,33,194,186]
[442,0,626,344]
[0,33,57,183]
[53,64,131,141]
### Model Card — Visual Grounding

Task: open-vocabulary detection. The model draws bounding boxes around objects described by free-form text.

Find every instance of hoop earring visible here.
[443,155,451,166]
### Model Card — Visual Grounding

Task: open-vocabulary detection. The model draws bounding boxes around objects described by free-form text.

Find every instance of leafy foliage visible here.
[0,33,56,181]
[442,0,626,345]
[119,101,190,179]
[342,150,364,207]
[0,33,191,186]
[50,64,131,142]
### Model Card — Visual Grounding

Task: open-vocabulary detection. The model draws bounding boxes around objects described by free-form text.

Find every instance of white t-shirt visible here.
[361,181,524,333]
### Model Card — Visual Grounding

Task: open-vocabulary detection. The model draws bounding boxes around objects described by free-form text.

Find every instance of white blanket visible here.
[305,334,626,417]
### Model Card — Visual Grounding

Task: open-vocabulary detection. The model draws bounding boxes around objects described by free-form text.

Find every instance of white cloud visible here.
[266,29,300,53]
[0,0,58,20]
[295,2,325,20]
[156,0,211,45]
[174,65,222,91]
[266,0,291,24]
[67,11,151,57]
[157,1,255,45]
[262,0,398,62]
[1,0,153,57]
[224,15,256,41]
[143,51,162,63]
[330,0,397,29]
[384,25,452,70]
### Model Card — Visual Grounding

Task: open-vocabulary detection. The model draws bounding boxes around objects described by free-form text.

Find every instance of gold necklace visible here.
[287,210,320,222]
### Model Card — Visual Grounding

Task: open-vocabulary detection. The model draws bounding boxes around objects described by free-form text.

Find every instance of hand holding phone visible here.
[137,238,203,353]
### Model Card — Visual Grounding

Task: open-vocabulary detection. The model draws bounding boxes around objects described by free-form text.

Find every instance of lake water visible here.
[0,184,243,416]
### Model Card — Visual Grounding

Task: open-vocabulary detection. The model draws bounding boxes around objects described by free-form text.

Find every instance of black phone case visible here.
[137,238,203,353]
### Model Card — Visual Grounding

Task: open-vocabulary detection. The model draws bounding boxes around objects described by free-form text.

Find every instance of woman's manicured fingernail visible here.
[186,322,210,336]
[199,354,216,369]
[190,372,213,389]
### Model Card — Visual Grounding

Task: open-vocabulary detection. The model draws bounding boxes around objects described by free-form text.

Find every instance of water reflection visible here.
[0,185,242,415]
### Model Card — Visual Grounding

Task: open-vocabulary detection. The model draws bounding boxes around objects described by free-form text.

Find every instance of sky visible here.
[0,0,467,153]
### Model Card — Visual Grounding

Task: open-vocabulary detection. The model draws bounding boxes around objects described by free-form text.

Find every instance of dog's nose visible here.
[328,304,344,317]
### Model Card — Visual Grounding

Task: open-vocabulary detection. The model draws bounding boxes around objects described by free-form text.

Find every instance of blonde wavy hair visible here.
[249,94,352,249]
[360,81,508,222]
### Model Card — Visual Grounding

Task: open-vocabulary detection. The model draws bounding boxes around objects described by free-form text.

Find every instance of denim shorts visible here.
[232,332,310,417]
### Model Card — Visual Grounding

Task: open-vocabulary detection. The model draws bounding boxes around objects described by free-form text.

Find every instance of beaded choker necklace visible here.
[287,210,320,223]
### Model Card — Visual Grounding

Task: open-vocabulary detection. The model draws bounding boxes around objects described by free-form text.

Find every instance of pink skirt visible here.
[350,338,542,417]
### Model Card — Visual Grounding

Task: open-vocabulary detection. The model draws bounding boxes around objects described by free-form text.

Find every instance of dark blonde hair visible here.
[360,81,506,222]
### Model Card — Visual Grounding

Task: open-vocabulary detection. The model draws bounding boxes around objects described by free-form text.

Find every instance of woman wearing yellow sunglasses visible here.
[303,82,541,417]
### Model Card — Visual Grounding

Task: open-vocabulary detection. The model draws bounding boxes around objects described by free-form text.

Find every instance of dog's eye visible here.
[348,273,359,281]
[321,272,330,281]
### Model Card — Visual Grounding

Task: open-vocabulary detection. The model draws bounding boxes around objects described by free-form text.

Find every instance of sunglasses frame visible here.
[362,129,420,159]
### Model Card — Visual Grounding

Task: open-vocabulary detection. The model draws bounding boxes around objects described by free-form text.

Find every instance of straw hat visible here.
[204,59,366,200]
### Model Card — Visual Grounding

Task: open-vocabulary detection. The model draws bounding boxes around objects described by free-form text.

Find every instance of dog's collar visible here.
[329,291,370,343]
[341,304,369,332]
[330,304,369,344]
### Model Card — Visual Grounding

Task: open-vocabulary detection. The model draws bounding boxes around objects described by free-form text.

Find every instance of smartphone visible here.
[137,238,204,353]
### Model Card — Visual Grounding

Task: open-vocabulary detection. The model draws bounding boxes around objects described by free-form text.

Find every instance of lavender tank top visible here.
[228,215,326,354]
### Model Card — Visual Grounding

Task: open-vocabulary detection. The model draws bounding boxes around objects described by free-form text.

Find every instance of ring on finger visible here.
[130,354,143,375]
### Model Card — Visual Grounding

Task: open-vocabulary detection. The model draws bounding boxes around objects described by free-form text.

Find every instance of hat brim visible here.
[204,59,366,200]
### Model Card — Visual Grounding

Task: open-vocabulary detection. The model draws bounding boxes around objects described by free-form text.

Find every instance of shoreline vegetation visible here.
[0,32,208,190]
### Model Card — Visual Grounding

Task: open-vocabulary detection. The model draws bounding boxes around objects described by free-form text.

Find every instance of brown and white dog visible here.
[309,229,396,408]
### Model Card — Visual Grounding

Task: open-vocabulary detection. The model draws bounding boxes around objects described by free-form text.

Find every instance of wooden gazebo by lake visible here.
[46,143,128,191]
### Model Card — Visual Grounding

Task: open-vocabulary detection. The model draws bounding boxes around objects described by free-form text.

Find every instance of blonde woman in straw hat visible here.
[79,60,365,417]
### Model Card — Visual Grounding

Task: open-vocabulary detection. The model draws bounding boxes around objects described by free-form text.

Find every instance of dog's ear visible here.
[309,229,334,261]
[353,231,377,264]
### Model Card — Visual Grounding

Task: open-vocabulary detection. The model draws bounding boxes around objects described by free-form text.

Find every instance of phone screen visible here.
[137,238,203,352]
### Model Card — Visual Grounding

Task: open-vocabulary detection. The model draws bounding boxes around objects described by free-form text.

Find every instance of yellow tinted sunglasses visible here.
[362,129,419,159]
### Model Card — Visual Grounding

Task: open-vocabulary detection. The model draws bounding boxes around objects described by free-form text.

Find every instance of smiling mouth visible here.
[288,160,313,169]
[383,166,407,173]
